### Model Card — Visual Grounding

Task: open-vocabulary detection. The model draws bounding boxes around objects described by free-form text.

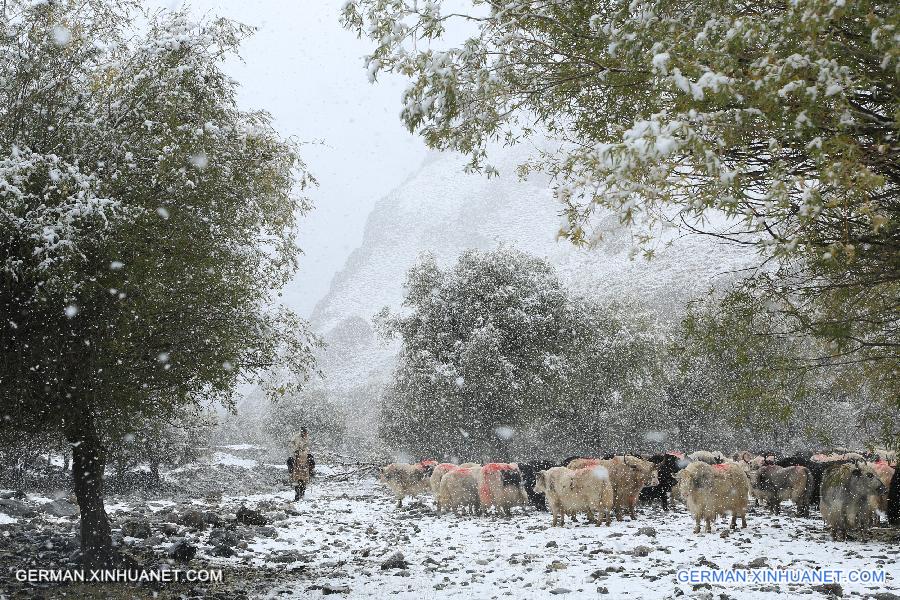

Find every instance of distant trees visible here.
[377,248,663,459]
[343,0,900,441]
[0,1,318,567]
[377,249,872,458]
[263,387,347,452]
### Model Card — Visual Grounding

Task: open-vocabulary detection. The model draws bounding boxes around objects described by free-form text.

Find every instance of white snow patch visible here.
[211,452,258,469]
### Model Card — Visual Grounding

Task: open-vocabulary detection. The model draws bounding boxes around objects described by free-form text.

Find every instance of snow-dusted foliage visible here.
[376,248,666,459]
[1,0,317,428]
[342,0,896,254]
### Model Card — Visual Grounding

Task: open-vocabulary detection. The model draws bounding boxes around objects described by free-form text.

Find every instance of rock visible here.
[747,557,768,569]
[637,527,657,537]
[210,544,235,558]
[167,540,196,563]
[41,499,78,517]
[257,526,277,538]
[159,522,179,535]
[549,588,571,595]
[204,511,222,526]
[0,498,36,517]
[547,560,567,571]
[209,527,242,547]
[271,551,306,563]
[872,594,900,600]
[321,583,350,595]
[381,551,408,570]
[631,545,652,557]
[236,505,267,526]
[546,541,558,547]
[597,587,609,595]
[178,510,207,530]
[121,519,151,539]
[812,583,842,597]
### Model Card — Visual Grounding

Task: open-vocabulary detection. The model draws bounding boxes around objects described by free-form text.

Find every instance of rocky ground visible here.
[2,448,899,599]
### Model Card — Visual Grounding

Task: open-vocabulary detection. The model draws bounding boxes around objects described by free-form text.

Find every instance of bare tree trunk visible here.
[68,422,115,569]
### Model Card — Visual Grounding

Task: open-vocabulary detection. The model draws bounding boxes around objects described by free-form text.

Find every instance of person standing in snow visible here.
[288,427,311,500]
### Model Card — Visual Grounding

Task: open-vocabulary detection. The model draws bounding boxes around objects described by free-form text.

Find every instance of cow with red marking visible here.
[478,463,526,516]
[436,465,482,515]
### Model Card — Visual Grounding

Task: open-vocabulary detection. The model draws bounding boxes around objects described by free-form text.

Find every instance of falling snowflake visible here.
[50,26,71,46]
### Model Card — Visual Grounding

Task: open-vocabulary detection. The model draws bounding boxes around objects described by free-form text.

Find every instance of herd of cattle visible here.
[380,449,900,541]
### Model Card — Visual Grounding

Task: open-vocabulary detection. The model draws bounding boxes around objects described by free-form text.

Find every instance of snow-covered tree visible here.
[342,0,899,395]
[0,1,318,567]
[377,248,664,459]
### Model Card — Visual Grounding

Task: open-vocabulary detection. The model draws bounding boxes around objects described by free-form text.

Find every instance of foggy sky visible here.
[150,0,427,317]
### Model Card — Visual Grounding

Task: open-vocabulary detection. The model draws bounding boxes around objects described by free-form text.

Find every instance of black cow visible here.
[776,453,858,509]
[560,455,588,467]
[518,461,556,511]
[638,453,683,510]
[888,464,900,527]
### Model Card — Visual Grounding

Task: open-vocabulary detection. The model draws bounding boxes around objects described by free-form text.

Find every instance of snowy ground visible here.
[220,477,900,600]
[2,456,899,599]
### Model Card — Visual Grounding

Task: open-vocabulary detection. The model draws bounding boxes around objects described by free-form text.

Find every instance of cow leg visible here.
[615,506,623,521]
[705,517,713,533]
[741,514,747,528]
[586,509,596,524]
[396,497,403,509]
[730,514,737,529]
[605,510,612,526]
[558,511,564,526]
[661,494,668,511]
[629,505,636,520]
[693,515,701,534]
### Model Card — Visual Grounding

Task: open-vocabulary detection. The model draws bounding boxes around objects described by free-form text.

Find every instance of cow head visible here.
[850,467,887,497]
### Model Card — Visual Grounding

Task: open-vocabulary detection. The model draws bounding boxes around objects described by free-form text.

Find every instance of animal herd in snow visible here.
[380,448,899,542]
